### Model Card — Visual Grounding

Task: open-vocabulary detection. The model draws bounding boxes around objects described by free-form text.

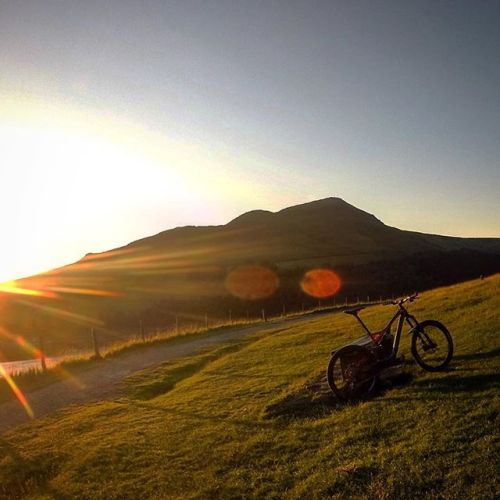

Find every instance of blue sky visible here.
[1,0,499,281]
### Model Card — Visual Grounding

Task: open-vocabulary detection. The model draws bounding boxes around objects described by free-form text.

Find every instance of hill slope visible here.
[74,196,500,267]
[1,198,499,359]
[1,275,498,498]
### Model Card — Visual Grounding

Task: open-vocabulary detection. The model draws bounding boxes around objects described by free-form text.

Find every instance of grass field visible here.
[0,318,262,405]
[0,275,498,499]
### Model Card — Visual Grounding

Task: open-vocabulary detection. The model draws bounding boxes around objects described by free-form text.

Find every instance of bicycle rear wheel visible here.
[327,345,378,401]
[411,320,453,372]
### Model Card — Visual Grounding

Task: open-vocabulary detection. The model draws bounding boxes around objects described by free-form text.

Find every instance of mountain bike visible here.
[327,293,454,401]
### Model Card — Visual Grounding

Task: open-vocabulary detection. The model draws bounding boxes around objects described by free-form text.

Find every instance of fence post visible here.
[262,308,267,322]
[367,295,370,303]
[282,304,286,318]
[91,328,101,359]
[301,302,304,312]
[140,319,145,342]
[345,297,348,306]
[38,333,47,372]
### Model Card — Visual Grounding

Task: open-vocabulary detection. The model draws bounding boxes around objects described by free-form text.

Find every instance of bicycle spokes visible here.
[415,328,448,364]
[418,331,437,351]
[335,356,375,396]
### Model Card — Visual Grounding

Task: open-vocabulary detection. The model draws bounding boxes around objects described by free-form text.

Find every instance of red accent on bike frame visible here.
[369,330,385,344]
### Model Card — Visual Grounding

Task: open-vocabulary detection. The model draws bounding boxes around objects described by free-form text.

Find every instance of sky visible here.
[1,0,499,282]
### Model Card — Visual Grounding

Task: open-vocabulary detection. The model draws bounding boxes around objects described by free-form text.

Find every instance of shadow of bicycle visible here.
[452,346,500,362]
[411,372,499,394]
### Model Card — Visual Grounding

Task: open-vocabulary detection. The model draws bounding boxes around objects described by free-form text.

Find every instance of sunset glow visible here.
[0,97,194,282]
[0,1,498,494]
[0,96,301,283]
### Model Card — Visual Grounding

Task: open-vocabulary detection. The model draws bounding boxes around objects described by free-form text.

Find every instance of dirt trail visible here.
[0,314,318,434]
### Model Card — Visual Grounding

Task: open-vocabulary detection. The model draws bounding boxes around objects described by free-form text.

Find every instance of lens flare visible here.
[0,281,57,298]
[0,277,121,299]
[0,326,43,359]
[0,326,85,390]
[16,300,104,328]
[46,286,120,297]
[0,364,34,418]
[225,265,279,300]
[301,268,342,298]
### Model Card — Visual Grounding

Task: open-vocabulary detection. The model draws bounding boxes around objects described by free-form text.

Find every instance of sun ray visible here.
[0,364,34,418]
[0,281,58,298]
[0,326,85,390]
[45,287,120,297]
[15,300,104,328]
[0,326,43,359]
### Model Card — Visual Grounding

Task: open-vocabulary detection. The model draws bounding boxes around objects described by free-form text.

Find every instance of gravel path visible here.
[0,315,315,434]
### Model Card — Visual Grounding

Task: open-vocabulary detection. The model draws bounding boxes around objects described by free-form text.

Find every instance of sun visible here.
[0,95,290,283]
[0,96,194,282]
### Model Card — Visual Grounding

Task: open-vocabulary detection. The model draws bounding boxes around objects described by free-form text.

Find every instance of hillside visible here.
[75,197,500,267]
[1,275,498,498]
[1,198,499,359]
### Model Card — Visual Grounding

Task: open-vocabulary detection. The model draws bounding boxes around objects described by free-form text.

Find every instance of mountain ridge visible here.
[23,197,500,277]
[1,197,499,360]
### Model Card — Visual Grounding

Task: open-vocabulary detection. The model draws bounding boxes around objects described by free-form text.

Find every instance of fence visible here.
[1,293,394,377]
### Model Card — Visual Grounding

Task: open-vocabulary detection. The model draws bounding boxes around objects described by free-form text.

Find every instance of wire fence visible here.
[1,293,393,377]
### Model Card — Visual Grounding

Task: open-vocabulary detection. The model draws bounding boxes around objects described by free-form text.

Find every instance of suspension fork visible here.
[393,310,421,355]
[407,314,436,348]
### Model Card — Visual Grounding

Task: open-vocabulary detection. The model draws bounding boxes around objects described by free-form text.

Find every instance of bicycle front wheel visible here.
[411,320,453,372]
[327,345,378,401]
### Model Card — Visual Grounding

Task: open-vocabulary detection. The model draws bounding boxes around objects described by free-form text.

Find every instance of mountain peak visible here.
[275,197,382,225]
[227,209,273,226]
[227,197,381,228]
[277,197,350,213]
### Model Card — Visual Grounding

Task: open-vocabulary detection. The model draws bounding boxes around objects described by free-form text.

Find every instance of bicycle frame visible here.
[352,304,420,361]
[328,292,452,401]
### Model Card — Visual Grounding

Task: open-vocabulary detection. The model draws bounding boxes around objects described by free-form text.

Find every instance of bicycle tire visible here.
[326,345,378,401]
[411,320,453,372]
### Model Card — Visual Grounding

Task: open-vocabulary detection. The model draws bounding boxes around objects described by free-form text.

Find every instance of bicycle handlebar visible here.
[397,292,418,305]
[385,292,419,306]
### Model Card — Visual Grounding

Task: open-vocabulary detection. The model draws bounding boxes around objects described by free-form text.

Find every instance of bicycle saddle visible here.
[344,306,366,315]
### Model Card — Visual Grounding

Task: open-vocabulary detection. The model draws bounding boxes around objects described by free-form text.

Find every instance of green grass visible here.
[122,339,264,401]
[0,317,269,405]
[0,301,361,405]
[1,275,499,499]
